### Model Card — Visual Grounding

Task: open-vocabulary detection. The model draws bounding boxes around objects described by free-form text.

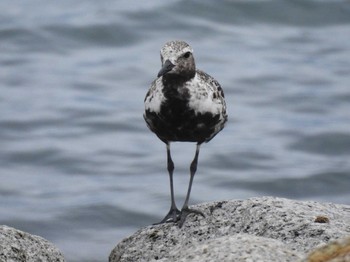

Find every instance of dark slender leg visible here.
[155,143,181,224]
[178,143,205,227]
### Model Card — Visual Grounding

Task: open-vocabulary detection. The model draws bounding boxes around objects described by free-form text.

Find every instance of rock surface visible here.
[167,233,302,262]
[0,225,65,262]
[109,197,350,262]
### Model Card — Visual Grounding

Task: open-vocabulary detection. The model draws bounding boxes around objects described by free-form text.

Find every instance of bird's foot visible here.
[178,206,205,228]
[154,207,181,225]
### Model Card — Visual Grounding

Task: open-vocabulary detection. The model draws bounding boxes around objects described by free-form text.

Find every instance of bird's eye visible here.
[183,52,191,58]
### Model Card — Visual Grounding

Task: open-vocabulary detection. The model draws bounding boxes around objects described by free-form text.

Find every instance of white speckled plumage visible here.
[144,78,164,113]
[144,70,226,116]
[186,70,226,116]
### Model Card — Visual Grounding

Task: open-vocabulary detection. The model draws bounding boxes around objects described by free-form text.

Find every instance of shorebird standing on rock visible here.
[144,40,227,227]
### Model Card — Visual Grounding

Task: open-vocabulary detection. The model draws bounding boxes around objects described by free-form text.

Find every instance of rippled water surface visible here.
[1,1,350,261]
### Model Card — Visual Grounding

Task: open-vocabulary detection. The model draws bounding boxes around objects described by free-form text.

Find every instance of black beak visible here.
[157,59,175,77]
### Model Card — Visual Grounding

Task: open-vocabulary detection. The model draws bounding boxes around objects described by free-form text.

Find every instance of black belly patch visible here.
[144,103,221,144]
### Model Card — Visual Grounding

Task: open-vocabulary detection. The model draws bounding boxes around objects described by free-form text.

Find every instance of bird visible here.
[143,40,227,227]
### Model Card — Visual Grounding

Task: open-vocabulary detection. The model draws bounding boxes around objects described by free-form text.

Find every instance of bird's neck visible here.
[162,71,195,85]
[162,74,194,101]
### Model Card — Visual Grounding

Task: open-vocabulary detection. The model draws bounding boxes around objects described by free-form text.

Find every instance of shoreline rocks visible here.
[2,197,349,261]
[0,225,65,262]
[109,196,350,262]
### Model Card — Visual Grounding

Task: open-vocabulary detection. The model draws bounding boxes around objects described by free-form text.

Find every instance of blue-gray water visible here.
[1,1,350,261]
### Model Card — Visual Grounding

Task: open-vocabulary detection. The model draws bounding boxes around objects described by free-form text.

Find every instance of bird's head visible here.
[158,40,196,79]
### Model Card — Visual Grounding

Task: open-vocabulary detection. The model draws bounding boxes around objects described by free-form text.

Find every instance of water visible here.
[1,0,350,261]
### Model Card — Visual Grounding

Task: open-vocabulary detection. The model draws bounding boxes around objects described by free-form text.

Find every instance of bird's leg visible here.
[155,143,181,224]
[178,143,205,227]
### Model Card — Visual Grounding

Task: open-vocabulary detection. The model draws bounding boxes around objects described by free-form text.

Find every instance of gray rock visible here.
[167,234,302,262]
[0,225,65,262]
[109,197,350,262]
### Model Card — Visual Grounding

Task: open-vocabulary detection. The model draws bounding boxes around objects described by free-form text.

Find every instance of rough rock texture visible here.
[167,233,302,262]
[109,197,350,262]
[0,225,65,262]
